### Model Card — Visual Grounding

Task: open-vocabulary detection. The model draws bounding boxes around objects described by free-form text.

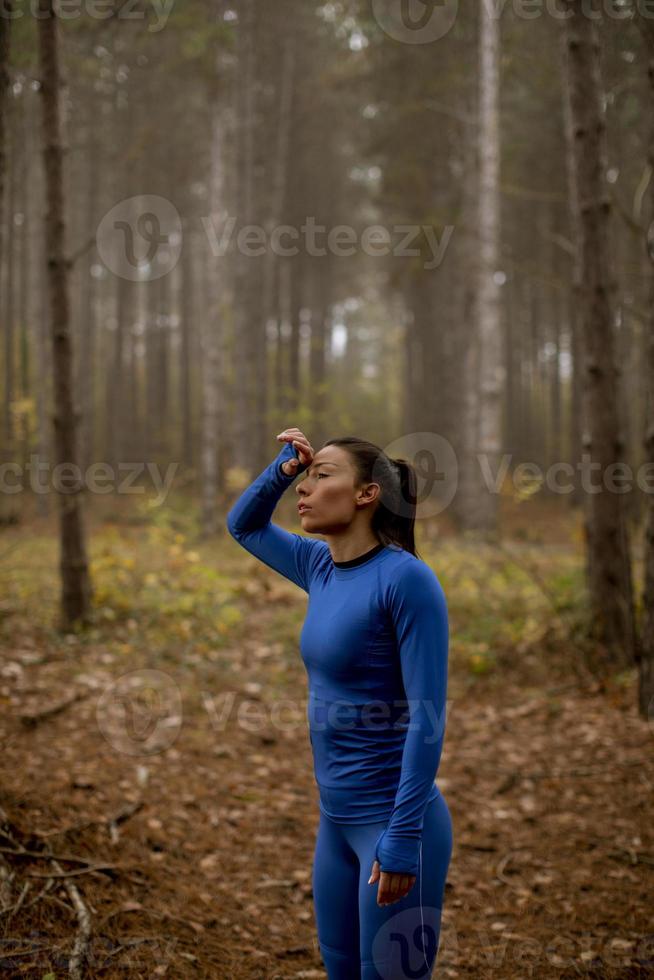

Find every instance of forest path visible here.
[0,528,651,978]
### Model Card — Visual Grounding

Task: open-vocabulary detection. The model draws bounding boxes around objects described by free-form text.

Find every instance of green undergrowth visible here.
[0,510,625,693]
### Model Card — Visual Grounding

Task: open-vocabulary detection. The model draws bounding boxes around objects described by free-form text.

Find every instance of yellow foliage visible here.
[216,605,242,629]
[10,398,37,429]
[226,465,253,492]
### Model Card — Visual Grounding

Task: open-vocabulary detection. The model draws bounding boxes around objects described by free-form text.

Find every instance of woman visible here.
[226,427,452,980]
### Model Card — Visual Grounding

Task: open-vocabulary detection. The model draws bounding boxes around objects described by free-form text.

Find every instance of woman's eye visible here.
[317,473,329,479]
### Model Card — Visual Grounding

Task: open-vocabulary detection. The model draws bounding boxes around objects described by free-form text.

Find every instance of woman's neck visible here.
[324,531,382,564]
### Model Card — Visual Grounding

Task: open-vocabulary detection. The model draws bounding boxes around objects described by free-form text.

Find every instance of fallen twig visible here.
[0,853,15,906]
[26,863,120,879]
[19,876,55,912]
[608,848,654,868]
[108,799,144,843]
[19,691,88,729]
[51,858,91,980]
[0,879,30,920]
[34,798,144,840]
[0,844,119,866]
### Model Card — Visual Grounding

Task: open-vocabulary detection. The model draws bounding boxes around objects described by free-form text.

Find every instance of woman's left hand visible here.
[276,427,314,475]
[368,860,416,906]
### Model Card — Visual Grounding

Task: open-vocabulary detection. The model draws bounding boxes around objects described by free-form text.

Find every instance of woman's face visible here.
[295,446,379,533]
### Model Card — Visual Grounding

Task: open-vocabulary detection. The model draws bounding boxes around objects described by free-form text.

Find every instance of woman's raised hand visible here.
[276,427,314,476]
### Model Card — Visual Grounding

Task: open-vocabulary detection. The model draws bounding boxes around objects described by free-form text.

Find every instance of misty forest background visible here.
[1,0,653,693]
[0,2,654,978]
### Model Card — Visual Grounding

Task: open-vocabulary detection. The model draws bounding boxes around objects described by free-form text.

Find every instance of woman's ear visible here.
[356,482,380,505]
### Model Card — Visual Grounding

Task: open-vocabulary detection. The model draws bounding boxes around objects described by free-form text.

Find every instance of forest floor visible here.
[0,497,652,979]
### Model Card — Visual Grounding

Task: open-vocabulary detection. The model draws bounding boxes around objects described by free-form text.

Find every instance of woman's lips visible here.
[298,505,311,513]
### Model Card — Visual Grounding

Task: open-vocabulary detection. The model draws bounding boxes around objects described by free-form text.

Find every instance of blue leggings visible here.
[312,792,452,980]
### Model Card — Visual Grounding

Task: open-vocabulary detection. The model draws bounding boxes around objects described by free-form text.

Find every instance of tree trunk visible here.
[3,105,15,457]
[0,7,19,526]
[638,15,654,716]
[474,0,504,532]
[37,0,92,628]
[562,1,637,668]
[561,33,585,508]
[201,83,228,536]
[308,254,332,450]
[179,218,194,471]
[18,104,30,409]
[77,119,99,473]
[0,0,10,280]
[256,34,295,469]
[232,0,256,474]
[287,254,302,417]
[272,257,284,421]
[105,262,129,469]
[35,214,51,519]
[451,69,481,530]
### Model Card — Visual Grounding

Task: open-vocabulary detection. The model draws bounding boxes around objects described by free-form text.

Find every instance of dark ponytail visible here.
[322,437,421,559]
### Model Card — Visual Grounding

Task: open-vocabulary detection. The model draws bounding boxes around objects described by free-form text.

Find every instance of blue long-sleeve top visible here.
[225,440,449,876]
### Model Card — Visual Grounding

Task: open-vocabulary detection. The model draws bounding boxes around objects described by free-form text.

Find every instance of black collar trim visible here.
[332,542,385,569]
